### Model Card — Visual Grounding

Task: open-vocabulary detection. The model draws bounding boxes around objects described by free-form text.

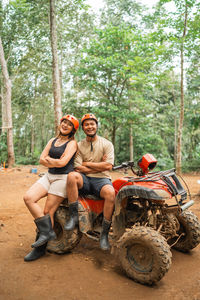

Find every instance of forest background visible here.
[0,0,200,173]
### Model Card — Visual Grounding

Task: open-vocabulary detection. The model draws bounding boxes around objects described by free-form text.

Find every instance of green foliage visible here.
[182,158,200,172]
[71,22,168,153]
[0,0,200,172]
[15,153,40,165]
[101,0,144,27]
[0,133,8,164]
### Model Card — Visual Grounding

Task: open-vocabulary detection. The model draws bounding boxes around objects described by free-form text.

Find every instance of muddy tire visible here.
[47,206,82,254]
[115,226,172,285]
[171,211,200,252]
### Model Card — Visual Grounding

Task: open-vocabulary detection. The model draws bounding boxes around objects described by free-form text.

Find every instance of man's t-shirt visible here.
[74,136,114,179]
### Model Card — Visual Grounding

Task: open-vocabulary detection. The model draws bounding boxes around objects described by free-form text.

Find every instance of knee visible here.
[23,192,32,206]
[43,207,49,215]
[109,191,116,204]
[67,172,79,185]
[104,189,115,204]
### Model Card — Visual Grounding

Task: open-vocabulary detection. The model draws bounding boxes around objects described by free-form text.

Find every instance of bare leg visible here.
[100,185,115,221]
[44,194,64,227]
[24,182,48,219]
[67,172,83,203]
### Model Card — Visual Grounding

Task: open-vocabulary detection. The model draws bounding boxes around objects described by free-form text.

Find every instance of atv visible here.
[47,153,200,285]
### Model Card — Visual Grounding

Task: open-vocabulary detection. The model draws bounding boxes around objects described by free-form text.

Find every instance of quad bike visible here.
[47,153,200,285]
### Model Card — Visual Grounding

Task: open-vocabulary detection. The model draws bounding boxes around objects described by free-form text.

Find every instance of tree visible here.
[156,0,200,173]
[0,36,15,167]
[101,0,144,27]
[176,0,188,174]
[56,0,95,120]
[50,0,62,134]
[0,0,199,170]
[73,24,167,150]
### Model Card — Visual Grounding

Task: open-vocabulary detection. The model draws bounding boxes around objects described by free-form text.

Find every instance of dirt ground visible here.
[1,166,200,300]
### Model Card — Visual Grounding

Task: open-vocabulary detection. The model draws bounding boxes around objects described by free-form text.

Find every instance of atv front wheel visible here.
[170,210,200,252]
[47,206,82,254]
[115,226,172,285]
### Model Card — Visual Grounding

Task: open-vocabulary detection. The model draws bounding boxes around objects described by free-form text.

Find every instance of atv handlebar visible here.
[112,161,135,171]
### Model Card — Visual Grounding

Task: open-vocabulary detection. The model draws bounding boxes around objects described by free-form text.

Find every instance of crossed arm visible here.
[39,138,77,168]
[75,154,113,174]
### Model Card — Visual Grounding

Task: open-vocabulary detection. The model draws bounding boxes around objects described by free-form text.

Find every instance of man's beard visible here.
[85,128,97,138]
[86,132,96,138]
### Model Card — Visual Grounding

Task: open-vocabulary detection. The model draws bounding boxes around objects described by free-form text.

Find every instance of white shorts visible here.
[37,172,68,198]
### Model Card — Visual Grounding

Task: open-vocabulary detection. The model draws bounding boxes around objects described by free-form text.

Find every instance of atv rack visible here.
[113,163,193,210]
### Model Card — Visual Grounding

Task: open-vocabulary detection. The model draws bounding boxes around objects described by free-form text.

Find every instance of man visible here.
[64,113,115,250]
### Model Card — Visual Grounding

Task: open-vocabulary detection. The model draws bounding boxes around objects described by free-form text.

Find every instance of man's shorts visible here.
[79,174,113,198]
[37,172,68,198]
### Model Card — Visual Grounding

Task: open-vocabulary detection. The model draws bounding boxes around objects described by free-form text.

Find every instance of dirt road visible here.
[0,166,200,300]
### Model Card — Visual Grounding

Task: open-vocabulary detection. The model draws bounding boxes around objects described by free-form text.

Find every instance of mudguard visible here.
[112,185,170,240]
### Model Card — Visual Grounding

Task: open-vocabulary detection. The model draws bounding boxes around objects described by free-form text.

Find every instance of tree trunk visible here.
[129,126,133,161]
[112,123,116,148]
[31,75,38,154]
[1,84,7,134]
[171,73,177,168]
[129,102,133,161]
[176,4,188,174]
[31,120,35,154]
[49,0,62,135]
[0,36,15,167]
[174,114,177,167]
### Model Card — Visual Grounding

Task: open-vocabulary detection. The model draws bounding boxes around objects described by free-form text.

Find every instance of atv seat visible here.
[61,194,103,206]
[81,194,103,201]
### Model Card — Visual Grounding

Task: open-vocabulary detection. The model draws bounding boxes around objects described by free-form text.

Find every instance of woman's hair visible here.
[57,121,76,140]
[67,127,76,139]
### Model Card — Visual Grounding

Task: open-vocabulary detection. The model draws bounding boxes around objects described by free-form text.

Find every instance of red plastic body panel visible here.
[112,177,172,198]
[138,153,157,174]
[78,175,173,215]
[112,177,133,194]
[78,196,105,215]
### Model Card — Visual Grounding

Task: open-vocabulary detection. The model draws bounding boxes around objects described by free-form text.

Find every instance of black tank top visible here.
[48,138,75,174]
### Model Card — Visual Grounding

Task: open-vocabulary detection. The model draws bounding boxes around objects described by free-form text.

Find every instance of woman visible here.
[23,114,79,261]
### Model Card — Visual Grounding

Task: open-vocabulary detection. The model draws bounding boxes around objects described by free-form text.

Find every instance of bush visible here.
[0,133,8,164]
[182,159,200,173]
[16,154,39,165]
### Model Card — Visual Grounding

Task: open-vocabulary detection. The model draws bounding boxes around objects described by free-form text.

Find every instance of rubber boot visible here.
[24,233,47,262]
[100,218,111,251]
[64,201,79,231]
[31,214,56,248]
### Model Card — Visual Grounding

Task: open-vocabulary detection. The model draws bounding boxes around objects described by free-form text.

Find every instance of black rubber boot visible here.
[31,214,56,248]
[64,201,79,231]
[100,218,111,251]
[24,233,47,262]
